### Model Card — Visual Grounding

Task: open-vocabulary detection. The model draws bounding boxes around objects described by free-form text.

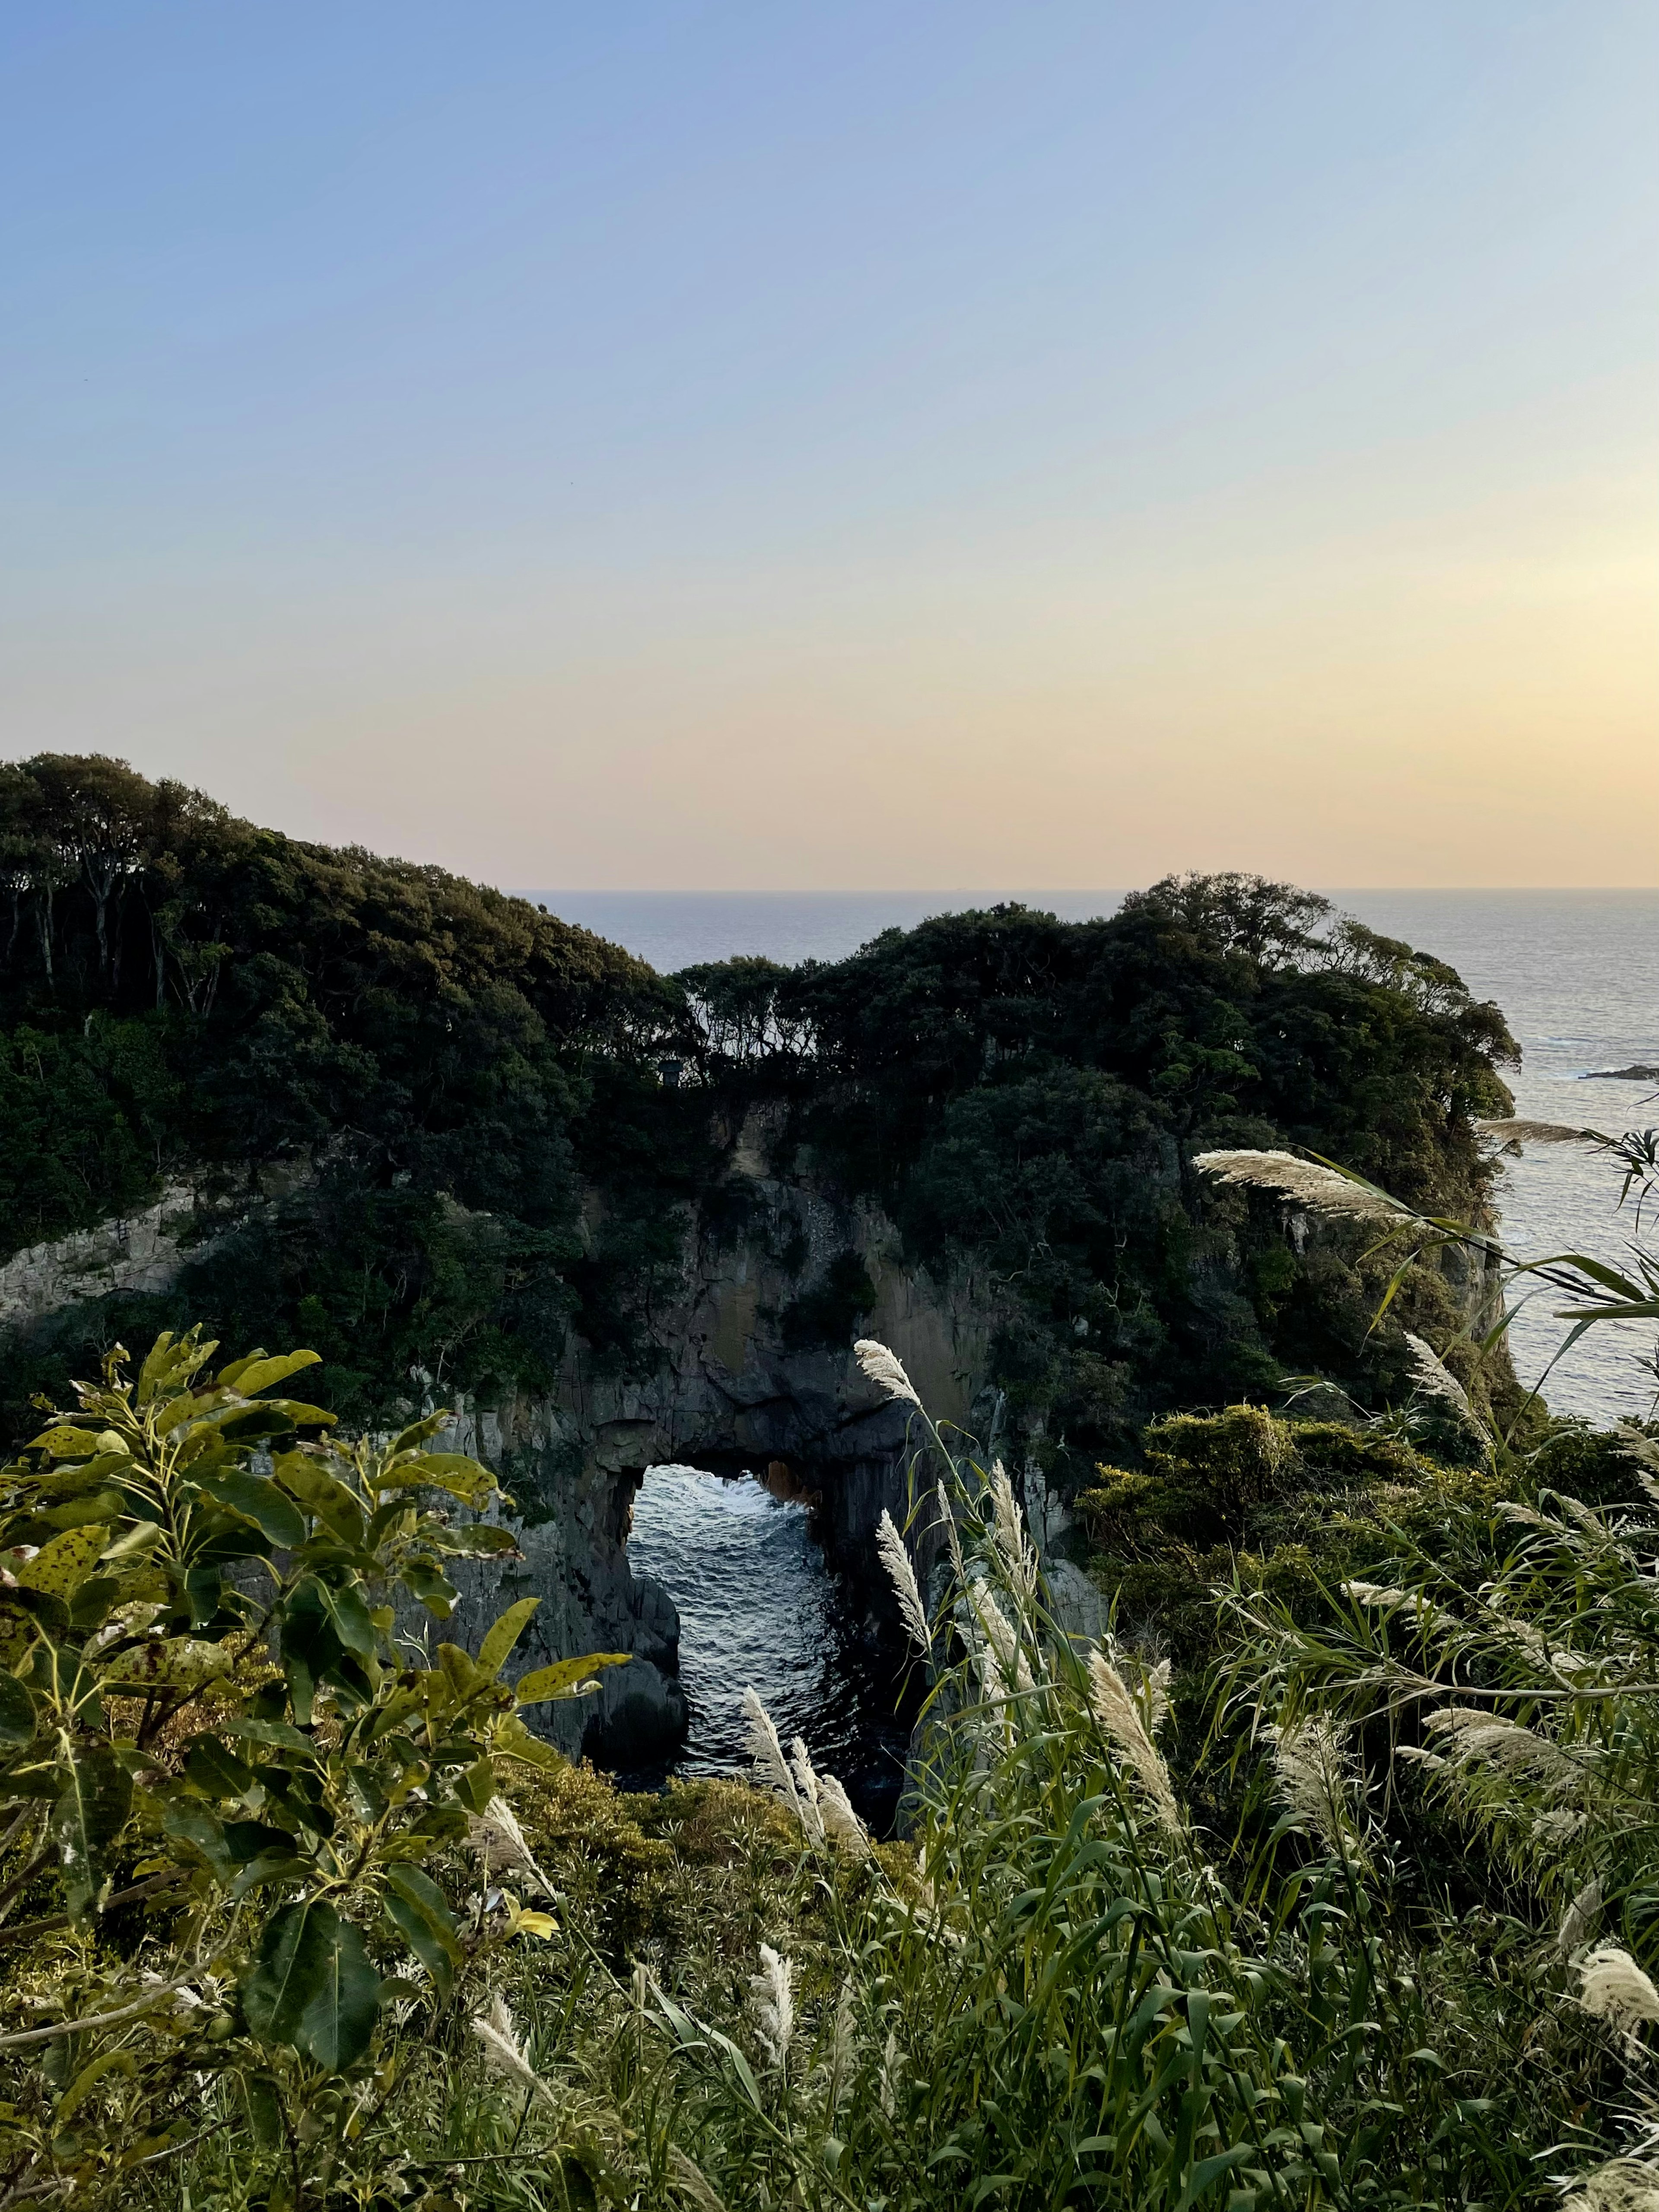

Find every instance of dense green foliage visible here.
[0,755,1516,1476]
[680,882,1517,1461]
[7,1330,1633,2212]
[0,1328,621,2208]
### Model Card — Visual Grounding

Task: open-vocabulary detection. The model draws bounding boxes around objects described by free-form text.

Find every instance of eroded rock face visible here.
[438,1112,1006,1765]
[0,1117,999,1769]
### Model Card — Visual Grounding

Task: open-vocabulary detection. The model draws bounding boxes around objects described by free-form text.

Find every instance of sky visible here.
[1,3,1655,890]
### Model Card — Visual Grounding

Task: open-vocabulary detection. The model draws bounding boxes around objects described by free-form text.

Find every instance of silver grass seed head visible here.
[1087,1645,1182,1832]
[1267,1716,1363,1861]
[788,1737,827,1847]
[1559,1878,1604,1960]
[816,1771,873,1857]
[936,1480,968,1592]
[877,1509,932,1656]
[1559,2158,1659,2212]
[988,1459,1039,1596]
[1192,1149,1408,1225]
[1144,1656,1172,1735]
[465,1794,555,1898]
[667,2147,728,2212]
[470,1993,556,2107]
[1425,1707,1580,1795]
[1615,1422,1659,1511]
[1478,1117,1605,1147]
[743,1686,806,1824]
[1578,1945,1659,2033]
[968,1582,1033,1695]
[1402,1333,1476,1421]
[854,1339,921,1406]
[750,1943,796,2068]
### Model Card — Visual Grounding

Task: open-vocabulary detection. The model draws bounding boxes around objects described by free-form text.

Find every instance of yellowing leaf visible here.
[101,1638,232,1692]
[17,1524,106,1602]
[477,1596,539,1680]
[27,1425,103,1460]
[222,1351,322,1398]
[513,1653,630,1706]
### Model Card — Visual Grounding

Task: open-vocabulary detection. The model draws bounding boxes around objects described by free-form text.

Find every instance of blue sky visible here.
[2,4,1654,886]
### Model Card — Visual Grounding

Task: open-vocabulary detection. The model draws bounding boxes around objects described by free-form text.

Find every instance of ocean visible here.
[523,886,1659,1428]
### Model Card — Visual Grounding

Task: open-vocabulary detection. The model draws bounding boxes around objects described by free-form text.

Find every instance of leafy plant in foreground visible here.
[0,1327,625,2209]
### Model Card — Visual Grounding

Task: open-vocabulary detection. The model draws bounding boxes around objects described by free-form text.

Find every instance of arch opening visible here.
[606,1457,918,1833]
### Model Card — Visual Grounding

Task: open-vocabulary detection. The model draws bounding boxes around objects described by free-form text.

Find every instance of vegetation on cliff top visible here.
[0,754,1516,1473]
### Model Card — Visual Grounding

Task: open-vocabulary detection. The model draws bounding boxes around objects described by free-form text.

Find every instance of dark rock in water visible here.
[1580,1065,1659,1081]
[583,1655,690,1766]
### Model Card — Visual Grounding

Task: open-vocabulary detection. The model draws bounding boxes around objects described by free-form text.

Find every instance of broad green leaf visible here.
[28,1638,100,1720]
[437,1643,487,1700]
[39,1490,124,1532]
[315,1578,378,1659]
[514,1653,631,1706]
[223,1715,316,1754]
[242,1900,327,2044]
[17,1525,105,1603]
[189,1470,307,1549]
[99,1522,163,1573]
[25,1452,132,1500]
[494,1714,564,1771]
[243,1901,380,2072]
[230,1847,309,1900]
[273,1454,365,1543]
[162,1797,235,1884]
[0,1673,35,1745]
[297,1910,381,2070]
[400,1557,458,1616]
[382,1864,461,1997]
[55,2046,137,2125]
[478,1596,540,1680]
[427,1523,520,1558]
[186,1735,255,1799]
[455,1756,496,1812]
[385,1412,451,1457]
[67,1576,122,1631]
[378,1452,494,1504]
[27,1424,105,1459]
[241,2072,284,2150]
[53,1744,134,1920]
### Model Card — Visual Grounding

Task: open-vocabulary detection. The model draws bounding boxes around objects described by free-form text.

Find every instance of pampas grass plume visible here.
[1578,1946,1659,2032]
[750,1943,796,2067]
[1192,1149,1408,1224]
[877,1509,932,1654]
[1087,1645,1181,1831]
[855,1339,921,1406]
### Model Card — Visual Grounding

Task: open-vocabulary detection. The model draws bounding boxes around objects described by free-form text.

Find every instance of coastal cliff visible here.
[0,760,1525,1766]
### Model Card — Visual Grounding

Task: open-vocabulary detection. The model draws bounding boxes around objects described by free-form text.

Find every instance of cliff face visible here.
[0,1100,1513,1767]
[447,1107,1006,1760]
[0,1111,1006,1765]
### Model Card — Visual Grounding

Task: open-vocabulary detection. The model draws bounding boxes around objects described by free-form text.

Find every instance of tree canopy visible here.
[0,758,1516,1469]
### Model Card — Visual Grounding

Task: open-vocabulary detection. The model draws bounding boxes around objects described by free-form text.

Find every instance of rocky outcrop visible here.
[0,1183,205,1329]
[435,1108,1007,1762]
[0,1115,1003,1767]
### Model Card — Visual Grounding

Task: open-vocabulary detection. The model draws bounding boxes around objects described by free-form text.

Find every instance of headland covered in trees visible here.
[0,753,1517,1457]
[13,756,1659,2209]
